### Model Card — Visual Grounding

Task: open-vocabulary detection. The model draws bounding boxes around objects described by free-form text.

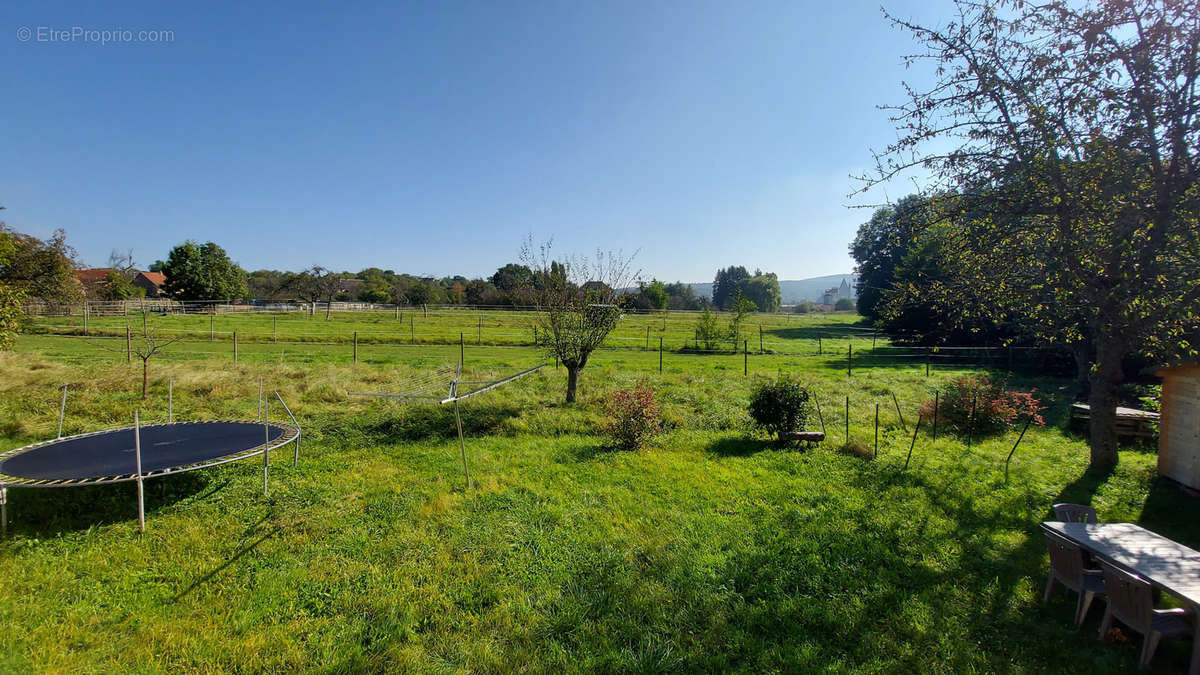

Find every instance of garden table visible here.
[1042,521,1200,674]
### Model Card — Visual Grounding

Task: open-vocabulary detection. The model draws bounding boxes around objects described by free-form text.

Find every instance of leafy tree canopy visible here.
[160,241,248,301]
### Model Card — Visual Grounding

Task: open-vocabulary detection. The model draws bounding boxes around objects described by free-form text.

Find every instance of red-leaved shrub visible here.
[920,375,1044,435]
[604,383,661,449]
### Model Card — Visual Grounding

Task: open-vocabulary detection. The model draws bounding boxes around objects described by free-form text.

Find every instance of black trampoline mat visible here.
[0,422,289,481]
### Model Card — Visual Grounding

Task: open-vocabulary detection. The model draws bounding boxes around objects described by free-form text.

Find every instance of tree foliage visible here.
[863,0,1200,467]
[0,224,83,306]
[160,241,248,301]
[712,266,750,309]
[0,226,24,350]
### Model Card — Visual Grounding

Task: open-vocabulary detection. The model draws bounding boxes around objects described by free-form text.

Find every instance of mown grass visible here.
[0,322,1194,673]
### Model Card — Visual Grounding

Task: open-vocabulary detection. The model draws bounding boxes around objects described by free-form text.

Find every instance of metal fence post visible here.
[659,337,663,373]
[126,325,132,363]
[353,331,358,364]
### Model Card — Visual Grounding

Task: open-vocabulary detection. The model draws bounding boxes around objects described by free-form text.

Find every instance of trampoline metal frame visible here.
[0,388,302,536]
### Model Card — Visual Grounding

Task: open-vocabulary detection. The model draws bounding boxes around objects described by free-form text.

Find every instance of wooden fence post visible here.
[659,337,663,373]
[744,340,748,376]
[847,343,852,376]
[234,331,238,364]
[273,316,278,344]
[210,313,214,342]
[478,316,482,345]
[353,331,358,364]
[126,325,131,363]
[759,325,763,353]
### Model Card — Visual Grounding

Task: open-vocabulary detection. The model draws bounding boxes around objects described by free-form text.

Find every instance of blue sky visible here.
[2,1,940,282]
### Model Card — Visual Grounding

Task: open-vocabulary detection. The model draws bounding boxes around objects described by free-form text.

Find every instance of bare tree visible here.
[107,249,138,279]
[521,238,638,403]
[91,326,182,399]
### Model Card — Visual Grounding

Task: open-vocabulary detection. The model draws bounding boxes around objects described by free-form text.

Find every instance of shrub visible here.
[834,297,856,311]
[793,301,816,314]
[694,307,723,351]
[604,383,661,449]
[920,375,1044,436]
[748,376,811,439]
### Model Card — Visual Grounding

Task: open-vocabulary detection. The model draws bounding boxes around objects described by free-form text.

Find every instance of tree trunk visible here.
[565,366,581,403]
[142,359,149,400]
[1087,346,1124,467]
[1070,342,1091,399]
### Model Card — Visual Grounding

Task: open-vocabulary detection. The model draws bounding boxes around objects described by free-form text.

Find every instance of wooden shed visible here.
[1156,363,1200,490]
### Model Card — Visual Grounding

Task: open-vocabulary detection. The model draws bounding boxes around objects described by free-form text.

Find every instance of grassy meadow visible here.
[0,314,1193,672]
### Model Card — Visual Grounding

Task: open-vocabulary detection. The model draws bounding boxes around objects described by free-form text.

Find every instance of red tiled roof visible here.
[75,268,112,284]
[137,271,166,286]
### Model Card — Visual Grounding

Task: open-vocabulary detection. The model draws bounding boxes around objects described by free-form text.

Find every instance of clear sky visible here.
[2,0,941,282]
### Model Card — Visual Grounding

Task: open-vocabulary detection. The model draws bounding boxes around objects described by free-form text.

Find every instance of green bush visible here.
[748,376,811,439]
[834,298,856,311]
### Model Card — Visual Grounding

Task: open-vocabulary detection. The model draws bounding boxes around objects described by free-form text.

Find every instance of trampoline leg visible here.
[135,411,145,533]
[1,487,7,539]
[263,398,270,496]
[454,399,470,491]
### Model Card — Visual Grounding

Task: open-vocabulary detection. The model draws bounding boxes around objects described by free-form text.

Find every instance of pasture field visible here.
[0,317,1192,673]
[27,307,890,353]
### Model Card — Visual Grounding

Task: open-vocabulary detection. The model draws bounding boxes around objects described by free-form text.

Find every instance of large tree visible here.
[712,266,750,309]
[865,0,1200,467]
[160,241,248,301]
[0,216,24,350]
[522,239,637,403]
[0,224,83,306]
[741,272,781,313]
[849,194,934,321]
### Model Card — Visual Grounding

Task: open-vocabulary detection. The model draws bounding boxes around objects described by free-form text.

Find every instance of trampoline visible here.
[0,398,301,535]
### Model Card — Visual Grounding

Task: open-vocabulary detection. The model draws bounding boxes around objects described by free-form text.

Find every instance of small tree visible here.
[91,326,181,399]
[834,298,855,312]
[694,306,722,351]
[521,239,637,403]
[748,376,811,440]
[289,266,344,319]
[728,290,756,349]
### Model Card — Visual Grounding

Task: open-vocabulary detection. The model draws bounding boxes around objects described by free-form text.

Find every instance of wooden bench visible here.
[1069,403,1159,442]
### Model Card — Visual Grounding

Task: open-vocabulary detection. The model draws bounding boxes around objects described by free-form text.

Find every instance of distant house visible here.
[839,277,852,299]
[133,271,167,298]
[75,268,111,286]
[821,287,840,306]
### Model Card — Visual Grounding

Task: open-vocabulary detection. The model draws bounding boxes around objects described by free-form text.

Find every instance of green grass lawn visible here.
[0,319,1194,672]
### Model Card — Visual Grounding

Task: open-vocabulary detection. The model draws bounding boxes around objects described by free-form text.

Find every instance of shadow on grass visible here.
[355,401,523,441]
[172,511,278,602]
[706,436,775,457]
[3,470,213,538]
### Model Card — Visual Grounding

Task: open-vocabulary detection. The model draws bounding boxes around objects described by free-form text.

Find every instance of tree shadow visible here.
[706,436,775,457]
[3,470,214,538]
[358,401,523,441]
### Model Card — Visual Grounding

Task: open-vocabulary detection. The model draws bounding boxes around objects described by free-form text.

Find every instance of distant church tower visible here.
[839,277,852,299]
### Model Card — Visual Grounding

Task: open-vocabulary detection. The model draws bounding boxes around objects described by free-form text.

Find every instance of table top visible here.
[1042,521,1200,606]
